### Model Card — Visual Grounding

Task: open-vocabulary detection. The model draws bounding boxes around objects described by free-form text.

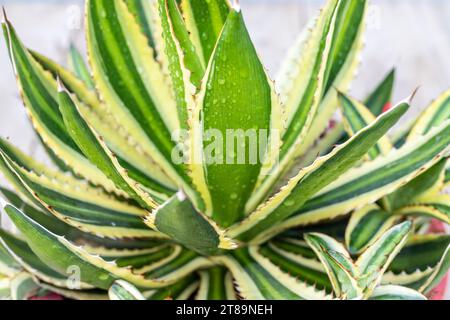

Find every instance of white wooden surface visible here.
[0,0,448,298]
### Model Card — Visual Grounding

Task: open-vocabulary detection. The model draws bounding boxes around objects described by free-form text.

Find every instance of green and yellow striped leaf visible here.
[180,0,231,65]
[383,235,450,294]
[229,99,410,243]
[31,50,177,196]
[9,272,40,300]
[260,238,331,293]
[365,69,395,116]
[345,204,400,255]
[0,229,93,290]
[270,119,450,240]
[58,85,159,210]
[305,233,362,299]
[1,18,123,196]
[0,146,158,239]
[196,266,236,300]
[0,187,165,251]
[339,92,392,160]
[356,221,412,297]
[385,159,446,212]
[290,0,367,160]
[37,282,108,300]
[143,274,199,300]
[214,247,331,300]
[124,0,157,49]
[407,88,450,142]
[157,0,205,90]
[86,0,199,201]
[189,8,273,227]
[2,203,197,290]
[250,0,340,208]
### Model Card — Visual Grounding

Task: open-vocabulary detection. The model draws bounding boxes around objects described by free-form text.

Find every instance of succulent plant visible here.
[0,0,448,300]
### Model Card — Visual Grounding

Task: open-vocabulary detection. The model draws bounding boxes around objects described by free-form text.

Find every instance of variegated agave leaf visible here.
[0,0,448,300]
[305,221,420,300]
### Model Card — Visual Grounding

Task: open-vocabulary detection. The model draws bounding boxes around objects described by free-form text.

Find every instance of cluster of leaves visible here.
[0,0,448,300]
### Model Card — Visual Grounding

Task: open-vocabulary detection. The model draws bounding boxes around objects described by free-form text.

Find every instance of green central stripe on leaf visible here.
[199,10,272,227]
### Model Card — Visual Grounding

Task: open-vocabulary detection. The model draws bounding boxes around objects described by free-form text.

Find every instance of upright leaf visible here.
[190,8,272,227]
[290,0,367,160]
[251,0,340,208]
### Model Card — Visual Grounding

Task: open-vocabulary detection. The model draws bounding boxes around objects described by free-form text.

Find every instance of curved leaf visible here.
[196,266,236,300]
[58,85,158,210]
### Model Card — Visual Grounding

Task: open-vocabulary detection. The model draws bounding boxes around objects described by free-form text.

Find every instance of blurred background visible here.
[0,0,449,297]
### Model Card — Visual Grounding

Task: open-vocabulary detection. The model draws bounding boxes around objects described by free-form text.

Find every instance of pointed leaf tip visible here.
[407,87,420,105]
[232,0,241,12]
[1,6,8,24]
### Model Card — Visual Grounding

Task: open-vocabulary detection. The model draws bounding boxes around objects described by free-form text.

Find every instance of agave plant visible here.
[0,0,448,300]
